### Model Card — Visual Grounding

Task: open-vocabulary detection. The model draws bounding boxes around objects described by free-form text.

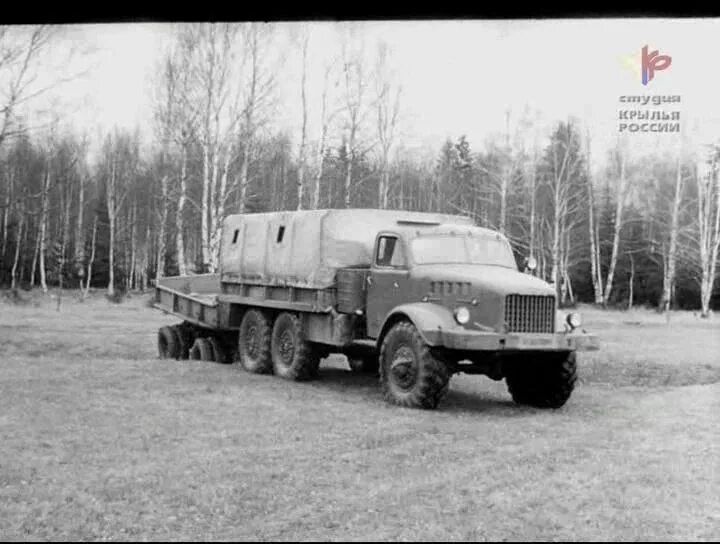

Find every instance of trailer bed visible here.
[154,274,228,329]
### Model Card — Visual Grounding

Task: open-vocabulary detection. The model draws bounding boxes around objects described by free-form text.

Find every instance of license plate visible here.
[516,336,554,348]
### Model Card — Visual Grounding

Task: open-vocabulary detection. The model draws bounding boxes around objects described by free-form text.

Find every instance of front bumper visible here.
[424,328,600,352]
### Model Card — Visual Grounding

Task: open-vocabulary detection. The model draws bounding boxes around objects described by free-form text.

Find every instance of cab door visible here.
[366,233,410,338]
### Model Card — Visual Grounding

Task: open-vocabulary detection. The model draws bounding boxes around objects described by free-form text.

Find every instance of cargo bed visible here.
[153,274,229,329]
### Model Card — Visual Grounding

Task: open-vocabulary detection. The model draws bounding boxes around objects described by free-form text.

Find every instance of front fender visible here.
[377,303,462,348]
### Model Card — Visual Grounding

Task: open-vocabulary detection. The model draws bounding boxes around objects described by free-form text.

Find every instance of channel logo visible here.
[620,45,672,86]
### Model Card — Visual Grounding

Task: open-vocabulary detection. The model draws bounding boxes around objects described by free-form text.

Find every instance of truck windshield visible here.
[410,235,517,268]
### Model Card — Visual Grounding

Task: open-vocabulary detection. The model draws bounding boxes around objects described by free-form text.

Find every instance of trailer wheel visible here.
[158,326,181,359]
[505,352,577,408]
[189,338,214,361]
[173,324,192,360]
[271,312,321,380]
[207,337,228,364]
[379,321,450,409]
[238,309,273,374]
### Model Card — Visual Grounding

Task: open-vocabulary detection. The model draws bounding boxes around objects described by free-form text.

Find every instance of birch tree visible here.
[539,121,587,303]
[693,146,720,317]
[601,140,631,306]
[374,40,401,210]
[661,153,684,313]
[312,58,340,210]
[339,26,370,208]
[295,28,309,210]
[177,23,243,272]
[585,128,604,304]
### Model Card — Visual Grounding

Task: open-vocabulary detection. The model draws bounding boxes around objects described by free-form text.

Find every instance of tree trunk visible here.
[107,157,117,296]
[297,34,308,211]
[39,167,50,293]
[74,176,85,274]
[344,136,354,208]
[529,149,536,269]
[314,134,327,211]
[602,151,627,305]
[57,182,72,310]
[628,253,635,310]
[551,182,561,300]
[200,141,211,271]
[129,201,137,292]
[210,144,232,271]
[207,138,221,272]
[661,155,683,313]
[10,212,24,290]
[176,143,188,276]
[697,155,720,318]
[30,227,39,287]
[499,110,511,235]
[156,175,168,280]
[84,217,97,298]
[238,140,250,214]
[587,179,603,304]
[1,171,11,260]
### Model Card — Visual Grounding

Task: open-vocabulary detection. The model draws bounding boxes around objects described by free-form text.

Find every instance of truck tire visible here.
[158,326,181,359]
[238,309,273,374]
[207,337,228,364]
[270,312,321,380]
[173,324,192,360]
[379,321,450,409]
[189,338,214,361]
[505,352,577,408]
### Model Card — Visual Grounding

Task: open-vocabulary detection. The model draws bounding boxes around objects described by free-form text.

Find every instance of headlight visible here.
[454,306,470,325]
[566,312,582,329]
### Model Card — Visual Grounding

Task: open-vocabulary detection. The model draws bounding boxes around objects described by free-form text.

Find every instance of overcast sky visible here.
[31,18,720,168]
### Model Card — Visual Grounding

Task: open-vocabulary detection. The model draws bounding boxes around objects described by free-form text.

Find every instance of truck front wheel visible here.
[505,352,577,408]
[271,312,320,381]
[379,321,450,409]
[238,309,273,374]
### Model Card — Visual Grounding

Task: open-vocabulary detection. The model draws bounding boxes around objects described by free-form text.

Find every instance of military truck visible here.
[153,209,599,410]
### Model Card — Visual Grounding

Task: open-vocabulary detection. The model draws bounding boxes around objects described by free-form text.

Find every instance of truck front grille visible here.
[504,294,555,333]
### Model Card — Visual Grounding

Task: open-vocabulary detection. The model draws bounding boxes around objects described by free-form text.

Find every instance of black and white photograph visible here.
[0,17,718,541]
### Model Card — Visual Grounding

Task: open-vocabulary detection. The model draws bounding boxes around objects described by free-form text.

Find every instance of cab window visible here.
[376,236,407,268]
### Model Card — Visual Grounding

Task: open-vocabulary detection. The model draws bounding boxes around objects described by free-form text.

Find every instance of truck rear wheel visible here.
[158,326,181,359]
[505,352,577,408]
[379,321,450,409]
[238,309,272,373]
[271,312,320,380]
[189,338,214,361]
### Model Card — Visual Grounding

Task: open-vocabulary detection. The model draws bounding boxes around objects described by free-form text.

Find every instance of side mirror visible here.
[526,255,537,272]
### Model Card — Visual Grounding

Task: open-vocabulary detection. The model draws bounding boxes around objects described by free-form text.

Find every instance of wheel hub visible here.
[246,325,258,357]
[278,330,295,365]
[390,346,418,391]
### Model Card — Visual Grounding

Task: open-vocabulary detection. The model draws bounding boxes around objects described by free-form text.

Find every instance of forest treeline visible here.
[1,23,719,314]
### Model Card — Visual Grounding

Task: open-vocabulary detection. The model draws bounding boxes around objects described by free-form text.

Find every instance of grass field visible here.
[1,290,719,541]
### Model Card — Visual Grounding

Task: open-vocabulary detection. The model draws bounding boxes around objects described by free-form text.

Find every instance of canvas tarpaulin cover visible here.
[219,209,473,289]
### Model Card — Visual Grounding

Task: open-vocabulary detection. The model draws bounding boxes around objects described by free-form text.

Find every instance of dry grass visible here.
[1,291,718,541]
[578,303,720,387]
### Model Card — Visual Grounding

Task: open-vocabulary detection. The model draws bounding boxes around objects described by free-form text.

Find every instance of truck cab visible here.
[354,220,598,409]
